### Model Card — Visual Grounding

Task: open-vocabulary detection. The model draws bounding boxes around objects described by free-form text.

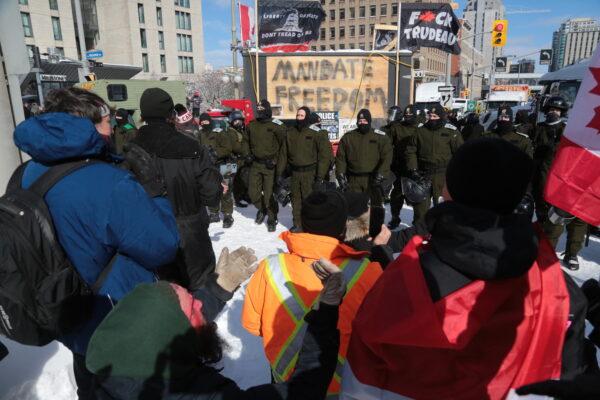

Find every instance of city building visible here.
[551,18,600,72]
[509,58,535,74]
[462,0,505,78]
[451,19,484,99]
[312,0,452,83]
[17,0,205,80]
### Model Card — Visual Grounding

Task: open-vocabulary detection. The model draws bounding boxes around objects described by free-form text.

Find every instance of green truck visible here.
[76,79,188,126]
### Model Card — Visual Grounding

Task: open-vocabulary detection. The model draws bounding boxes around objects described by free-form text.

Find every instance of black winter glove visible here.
[123,143,167,198]
[372,173,385,187]
[516,373,600,399]
[313,178,326,193]
[408,169,421,181]
[514,193,535,220]
[337,174,349,192]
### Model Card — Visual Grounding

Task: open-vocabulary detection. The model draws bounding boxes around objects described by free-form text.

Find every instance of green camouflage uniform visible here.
[199,127,235,216]
[484,129,534,158]
[247,118,286,221]
[406,123,463,224]
[335,127,392,207]
[277,124,333,227]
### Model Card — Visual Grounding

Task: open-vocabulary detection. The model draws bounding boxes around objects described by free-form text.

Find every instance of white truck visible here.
[486,85,530,110]
[414,82,452,115]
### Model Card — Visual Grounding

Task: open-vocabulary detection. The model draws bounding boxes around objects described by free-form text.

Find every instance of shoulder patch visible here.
[309,124,320,132]
[272,119,283,126]
[213,127,222,133]
[516,131,530,139]
[375,129,386,136]
[444,123,457,131]
[418,123,424,128]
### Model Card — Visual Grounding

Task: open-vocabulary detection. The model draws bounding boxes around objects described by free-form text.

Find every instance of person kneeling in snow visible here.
[341,138,589,400]
[86,246,346,399]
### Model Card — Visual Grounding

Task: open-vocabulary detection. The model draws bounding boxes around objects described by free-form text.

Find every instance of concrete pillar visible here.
[0,60,22,194]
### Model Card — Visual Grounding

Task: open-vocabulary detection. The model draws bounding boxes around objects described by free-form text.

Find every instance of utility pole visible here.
[231,0,239,98]
[73,0,90,78]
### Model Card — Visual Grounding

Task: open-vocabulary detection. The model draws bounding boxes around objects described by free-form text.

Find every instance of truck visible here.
[76,79,188,125]
[485,85,530,110]
[414,82,447,113]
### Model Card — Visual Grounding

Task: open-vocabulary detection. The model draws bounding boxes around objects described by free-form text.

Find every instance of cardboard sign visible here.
[315,111,339,140]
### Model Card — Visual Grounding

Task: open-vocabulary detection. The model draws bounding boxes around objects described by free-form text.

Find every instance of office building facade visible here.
[551,18,600,72]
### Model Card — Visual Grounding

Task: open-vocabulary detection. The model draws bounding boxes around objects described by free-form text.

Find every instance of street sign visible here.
[39,74,67,82]
[413,70,425,78]
[438,85,454,93]
[441,93,453,108]
[495,56,508,72]
[86,50,104,59]
[540,49,553,65]
[467,100,476,112]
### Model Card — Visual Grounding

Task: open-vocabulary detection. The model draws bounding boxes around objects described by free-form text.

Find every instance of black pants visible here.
[73,352,95,400]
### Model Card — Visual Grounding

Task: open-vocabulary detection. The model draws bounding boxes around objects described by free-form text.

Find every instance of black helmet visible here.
[388,106,403,122]
[401,175,432,205]
[228,110,245,124]
[404,104,416,116]
[496,105,513,122]
[543,96,569,112]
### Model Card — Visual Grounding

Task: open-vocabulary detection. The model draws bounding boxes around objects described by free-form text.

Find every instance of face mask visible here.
[496,120,513,134]
[358,123,370,133]
[546,112,560,124]
[403,115,416,125]
[426,119,443,130]
[296,118,309,130]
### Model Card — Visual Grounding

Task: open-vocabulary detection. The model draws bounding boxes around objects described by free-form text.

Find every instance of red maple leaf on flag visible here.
[587,67,600,134]
[419,11,436,23]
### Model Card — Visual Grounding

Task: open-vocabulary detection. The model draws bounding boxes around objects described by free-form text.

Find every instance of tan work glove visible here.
[215,246,258,293]
[312,258,347,307]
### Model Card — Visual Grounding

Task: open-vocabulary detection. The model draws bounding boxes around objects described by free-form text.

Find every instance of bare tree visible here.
[187,70,235,109]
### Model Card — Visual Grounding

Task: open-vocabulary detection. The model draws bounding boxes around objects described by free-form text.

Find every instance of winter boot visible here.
[267,219,278,232]
[209,212,220,224]
[387,217,401,230]
[290,225,302,233]
[235,200,249,208]
[223,214,234,229]
[255,209,266,225]
[562,253,580,271]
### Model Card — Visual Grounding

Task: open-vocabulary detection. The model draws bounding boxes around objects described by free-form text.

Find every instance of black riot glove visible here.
[408,169,421,181]
[516,373,600,399]
[337,174,349,192]
[123,143,167,198]
[312,178,326,193]
[514,193,535,220]
[372,173,385,188]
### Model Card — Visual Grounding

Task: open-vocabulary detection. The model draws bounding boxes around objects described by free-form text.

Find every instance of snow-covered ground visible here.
[1,204,599,399]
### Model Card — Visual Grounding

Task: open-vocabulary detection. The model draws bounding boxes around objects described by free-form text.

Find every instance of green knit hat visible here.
[86,282,204,380]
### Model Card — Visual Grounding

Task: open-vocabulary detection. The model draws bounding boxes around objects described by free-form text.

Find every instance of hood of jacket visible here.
[425,201,538,280]
[280,231,368,261]
[14,113,107,163]
[134,121,201,159]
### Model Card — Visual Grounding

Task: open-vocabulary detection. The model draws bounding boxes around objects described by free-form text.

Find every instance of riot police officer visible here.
[484,105,533,158]
[405,106,463,225]
[198,113,235,226]
[383,105,420,229]
[514,109,535,141]
[277,106,333,232]
[228,111,252,209]
[533,95,588,270]
[247,100,286,232]
[113,108,137,155]
[335,109,392,208]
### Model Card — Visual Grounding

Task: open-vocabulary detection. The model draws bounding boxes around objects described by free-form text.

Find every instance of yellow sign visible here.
[491,19,508,48]
[266,55,390,120]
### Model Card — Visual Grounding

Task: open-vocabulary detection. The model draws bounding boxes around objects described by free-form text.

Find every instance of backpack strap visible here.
[6,161,30,193]
[91,255,118,295]
[29,159,102,197]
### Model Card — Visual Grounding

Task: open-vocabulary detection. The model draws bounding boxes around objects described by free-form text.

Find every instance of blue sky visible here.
[201,0,600,70]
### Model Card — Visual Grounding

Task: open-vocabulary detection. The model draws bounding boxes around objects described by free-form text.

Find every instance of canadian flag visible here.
[239,3,256,47]
[544,43,600,226]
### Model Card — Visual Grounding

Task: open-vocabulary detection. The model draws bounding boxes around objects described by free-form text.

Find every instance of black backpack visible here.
[0,159,112,346]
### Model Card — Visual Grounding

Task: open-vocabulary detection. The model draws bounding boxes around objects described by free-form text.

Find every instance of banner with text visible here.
[400,3,461,55]
[266,55,390,120]
[315,111,340,140]
[258,0,325,52]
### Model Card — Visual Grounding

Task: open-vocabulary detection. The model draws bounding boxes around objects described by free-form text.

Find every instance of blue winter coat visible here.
[13,113,180,354]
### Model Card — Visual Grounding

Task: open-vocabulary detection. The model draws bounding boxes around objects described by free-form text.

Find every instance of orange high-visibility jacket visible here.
[242,231,383,396]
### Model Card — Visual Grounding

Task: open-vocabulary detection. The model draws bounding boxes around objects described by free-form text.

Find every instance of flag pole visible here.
[255,0,260,102]
[394,2,402,105]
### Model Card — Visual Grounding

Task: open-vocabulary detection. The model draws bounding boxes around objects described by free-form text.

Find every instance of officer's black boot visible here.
[255,209,266,225]
[209,212,220,224]
[562,253,580,271]
[235,200,249,208]
[290,226,302,233]
[267,218,278,232]
[388,217,401,230]
[223,214,234,229]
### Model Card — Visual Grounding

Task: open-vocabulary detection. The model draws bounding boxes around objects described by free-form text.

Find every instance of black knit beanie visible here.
[343,192,369,219]
[446,137,533,215]
[301,190,348,239]
[140,88,174,119]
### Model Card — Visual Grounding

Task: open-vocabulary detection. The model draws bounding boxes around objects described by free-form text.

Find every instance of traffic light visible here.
[491,19,508,47]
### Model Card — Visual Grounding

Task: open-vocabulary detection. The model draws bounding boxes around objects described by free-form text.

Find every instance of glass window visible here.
[311,46,317,51]
[52,17,62,40]
[392,4,398,16]
[370,24,374,36]
[54,47,64,56]
[329,27,335,39]
[160,54,166,73]
[320,45,326,51]
[349,7,355,19]
[349,43,355,49]
[359,6,365,18]
[359,43,365,50]
[138,3,145,24]
[330,10,335,21]
[19,0,28,5]
[175,0,190,7]
[178,56,194,73]
[350,26,355,37]
[158,31,164,49]
[330,44,335,50]
[339,27,345,38]
[140,29,147,48]
[156,7,163,26]
[380,4,387,16]
[107,84,128,101]
[340,8,345,20]
[370,5,376,17]
[339,43,345,49]
[21,12,33,37]
[320,28,325,39]
[26,44,35,62]
[142,53,149,72]
[359,24,365,36]
[49,0,58,10]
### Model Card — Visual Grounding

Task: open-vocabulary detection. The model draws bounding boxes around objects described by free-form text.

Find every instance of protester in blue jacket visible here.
[13,87,180,399]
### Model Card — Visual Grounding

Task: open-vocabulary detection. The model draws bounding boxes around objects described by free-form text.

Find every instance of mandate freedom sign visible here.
[267,56,389,119]
[400,3,461,55]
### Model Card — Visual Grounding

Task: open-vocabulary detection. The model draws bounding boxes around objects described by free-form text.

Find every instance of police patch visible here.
[444,123,457,130]
[375,129,386,136]
[272,119,283,125]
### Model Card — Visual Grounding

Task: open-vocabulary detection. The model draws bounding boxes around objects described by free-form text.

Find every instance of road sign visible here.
[39,74,67,82]
[441,93,453,108]
[413,70,425,78]
[540,49,553,65]
[467,100,476,112]
[438,85,454,93]
[86,50,104,59]
[495,57,508,72]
